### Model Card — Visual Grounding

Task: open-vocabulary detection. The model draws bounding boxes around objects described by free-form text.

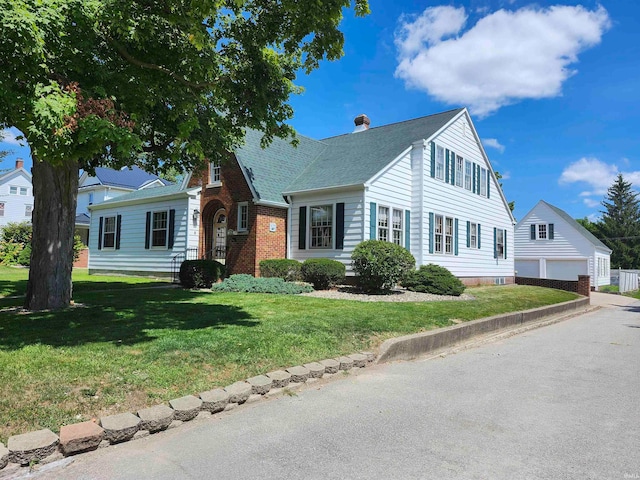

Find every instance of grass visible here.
[598,285,619,293]
[0,268,578,442]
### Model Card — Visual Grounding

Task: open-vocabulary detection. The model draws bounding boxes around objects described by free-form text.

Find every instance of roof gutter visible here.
[282,183,364,196]
[88,187,201,211]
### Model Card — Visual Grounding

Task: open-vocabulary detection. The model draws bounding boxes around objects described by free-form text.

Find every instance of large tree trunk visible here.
[25,157,79,311]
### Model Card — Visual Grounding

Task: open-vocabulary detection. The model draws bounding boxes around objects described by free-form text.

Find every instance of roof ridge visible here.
[319,107,465,141]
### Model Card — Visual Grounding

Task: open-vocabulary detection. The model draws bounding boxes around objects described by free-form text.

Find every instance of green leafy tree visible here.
[575,217,600,237]
[494,171,515,213]
[599,174,640,268]
[0,0,369,310]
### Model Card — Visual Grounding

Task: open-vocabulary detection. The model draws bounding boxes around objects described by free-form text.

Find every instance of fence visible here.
[610,269,640,293]
[170,247,227,283]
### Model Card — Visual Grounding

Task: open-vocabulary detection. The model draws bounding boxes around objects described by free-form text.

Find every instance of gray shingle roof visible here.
[234,129,325,205]
[540,200,611,251]
[284,108,464,193]
[90,184,191,209]
[91,166,171,189]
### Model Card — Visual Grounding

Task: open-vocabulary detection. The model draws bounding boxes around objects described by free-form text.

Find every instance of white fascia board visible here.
[283,183,364,196]
[253,198,289,208]
[0,168,32,183]
[88,187,201,211]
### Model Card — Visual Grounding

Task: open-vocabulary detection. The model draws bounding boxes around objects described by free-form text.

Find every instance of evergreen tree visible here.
[599,174,640,268]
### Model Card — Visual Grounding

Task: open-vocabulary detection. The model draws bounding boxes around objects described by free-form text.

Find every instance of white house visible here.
[0,159,33,230]
[87,184,201,277]
[89,107,516,283]
[514,200,612,290]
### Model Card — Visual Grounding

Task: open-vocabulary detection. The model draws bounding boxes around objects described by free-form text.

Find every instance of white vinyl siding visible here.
[424,113,513,279]
[89,195,198,275]
[0,170,34,228]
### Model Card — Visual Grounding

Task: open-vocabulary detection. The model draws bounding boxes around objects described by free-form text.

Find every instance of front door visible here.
[213,209,227,263]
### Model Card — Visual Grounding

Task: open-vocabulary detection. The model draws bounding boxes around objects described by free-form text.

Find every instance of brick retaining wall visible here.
[515,275,591,297]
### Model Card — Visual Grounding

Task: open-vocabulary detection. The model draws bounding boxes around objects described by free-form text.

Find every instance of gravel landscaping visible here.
[300,286,475,302]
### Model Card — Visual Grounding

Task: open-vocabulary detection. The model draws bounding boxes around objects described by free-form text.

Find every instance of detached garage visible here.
[514,200,612,290]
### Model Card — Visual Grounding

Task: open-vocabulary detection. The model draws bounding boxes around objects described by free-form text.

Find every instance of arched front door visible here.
[213,209,227,263]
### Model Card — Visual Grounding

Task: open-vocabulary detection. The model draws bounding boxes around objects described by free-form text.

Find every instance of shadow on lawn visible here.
[0,279,172,299]
[0,289,257,349]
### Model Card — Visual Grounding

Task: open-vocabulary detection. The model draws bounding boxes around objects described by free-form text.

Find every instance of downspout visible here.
[286,195,292,260]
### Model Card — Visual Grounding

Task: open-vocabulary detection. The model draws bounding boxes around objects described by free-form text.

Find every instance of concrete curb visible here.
[376,297,590,364]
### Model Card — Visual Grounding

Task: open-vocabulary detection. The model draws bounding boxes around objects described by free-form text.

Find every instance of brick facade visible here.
[515,275,591,297]
[190,157,287,276]
[73,248,89,269]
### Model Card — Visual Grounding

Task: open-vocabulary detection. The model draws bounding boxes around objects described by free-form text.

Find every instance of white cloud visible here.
[583,198,600,208]
[395,5,611,116]
[482,138,505,153]
[499,171,511,180]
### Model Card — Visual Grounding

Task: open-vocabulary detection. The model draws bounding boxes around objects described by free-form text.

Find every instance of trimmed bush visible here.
[351,240,415,293]
[402,264,466,296]
[212,274,313,294]
[17,244,31,266]
[259,259,302,282]
[301,258,345,290]
[179,259,225,288]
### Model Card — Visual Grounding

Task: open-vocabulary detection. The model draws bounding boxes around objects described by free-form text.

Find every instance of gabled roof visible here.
[233,129,325,205]
[520,200,611,252]
[284,108,464,193]
[90,184,197,210]
[0,166,31,184]
[75,213,90,226]
[83,166,171,189]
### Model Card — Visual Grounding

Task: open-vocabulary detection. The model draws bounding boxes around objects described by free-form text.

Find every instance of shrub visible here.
[301,258,345,290]
[259,259,302,282]
[1,221,32,244]
[402,264,466,296]
[17,244,31,266]
[351,240,415,293]
[0,242,24,266]
[179,259,225,288]
[212,274,313,294]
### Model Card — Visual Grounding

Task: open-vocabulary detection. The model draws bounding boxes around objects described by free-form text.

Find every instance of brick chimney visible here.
[353,114,371,133]
[15,158,24,170]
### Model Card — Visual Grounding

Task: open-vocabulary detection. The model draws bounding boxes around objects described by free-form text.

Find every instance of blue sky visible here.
[2,0,638,222]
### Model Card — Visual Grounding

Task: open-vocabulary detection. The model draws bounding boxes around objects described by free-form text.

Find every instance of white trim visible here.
[150,209,170,249]
[89,187,201,210]
[283,183,364,196]
[253,198,289,208]
[237,202,249,232]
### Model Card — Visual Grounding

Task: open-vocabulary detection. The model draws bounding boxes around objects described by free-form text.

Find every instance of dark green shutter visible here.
[454,218,459,256]
[451,152,456,185]
[370,202,377,240]
[477,165,481,194]
[115,215,122,250]
[336,203,345,250]
[430,142,436,178]
[98,216,103,250]
[466,221,470,248]
[298,206,306,250]
[478,224,481,249]
[429,212,434,254]
[493,227,497,259]
[445,150,450,183]
[144,212,151,249]
[549,223,554,240]
[472,165,476,193]
[530,224,536,240]
[168,209,175,249]
[405,210,410,250]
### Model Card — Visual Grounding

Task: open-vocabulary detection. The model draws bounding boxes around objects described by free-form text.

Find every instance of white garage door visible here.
[546,260,588,281]
[515,260,539,278]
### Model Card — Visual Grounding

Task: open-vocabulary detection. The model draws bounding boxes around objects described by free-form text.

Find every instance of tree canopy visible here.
[0,0,369,310]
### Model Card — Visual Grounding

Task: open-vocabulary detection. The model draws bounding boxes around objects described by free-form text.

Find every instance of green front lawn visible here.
[0,271,578,442]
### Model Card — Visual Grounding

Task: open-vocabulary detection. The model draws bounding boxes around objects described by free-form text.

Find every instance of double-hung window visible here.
[20,187,28,196]
[237,202,248,232]
[378,206,389,242]
[0,202,4,217]
[9,186,17,195]
[392,209,403,245]
[538,224,547,240]
[310,205,333,248]
[455,156,464,187]
[152,211,168,247]
[480,168,487,196]
[103,216,117,249]
[469,222,478,248]
[434,215,443,253]
[464,160,472,190]
[435,146,445,180]
[496,229,505,258]
[209,162,221,185]
[25,205,32,218]
[445,217,454,254]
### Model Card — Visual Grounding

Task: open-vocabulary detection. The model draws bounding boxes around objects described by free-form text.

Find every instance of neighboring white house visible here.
[76,166,170,245]
[0,159,33,230]
[514,200,612,290]
[87,184,201,277]
[87,107,516,283]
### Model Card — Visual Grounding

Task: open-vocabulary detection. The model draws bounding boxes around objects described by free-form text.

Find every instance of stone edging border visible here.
[0,297,590,475]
